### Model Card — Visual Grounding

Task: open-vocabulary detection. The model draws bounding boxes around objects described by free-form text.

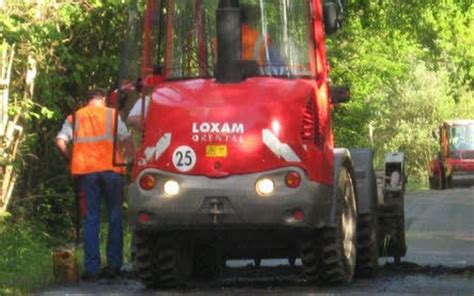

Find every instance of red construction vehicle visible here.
[115,0,406,288]
[429,120,474,189]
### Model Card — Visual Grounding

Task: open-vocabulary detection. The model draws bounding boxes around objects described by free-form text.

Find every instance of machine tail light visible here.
[285,171,301,188]
[138,213,150,223]
[293,209,305,221]
[139,174,156,190]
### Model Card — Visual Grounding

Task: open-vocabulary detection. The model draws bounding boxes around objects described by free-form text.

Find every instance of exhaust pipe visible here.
[216,0,243,83]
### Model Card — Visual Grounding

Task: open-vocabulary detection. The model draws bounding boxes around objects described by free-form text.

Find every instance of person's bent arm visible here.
[56,118,73,162]
[121,136,135,163]
[126,97,149,131]
[127,115,143,131]
[55,138,70,162]
[118,117,135,162]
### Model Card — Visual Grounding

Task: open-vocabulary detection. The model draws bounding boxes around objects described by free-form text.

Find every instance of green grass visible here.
[0,216,54,295]
[406,177,429,192]
[0,210,133,295]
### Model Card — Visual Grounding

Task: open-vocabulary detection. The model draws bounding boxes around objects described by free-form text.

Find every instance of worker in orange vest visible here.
[240,4,284,75]
[240,4,267,64]
[210,4,284,75]
[55,89,133,281]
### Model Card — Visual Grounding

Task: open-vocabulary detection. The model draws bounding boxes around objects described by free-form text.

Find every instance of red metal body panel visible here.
[429,120,474,185]
[429,159,442,178]
[132,77,334,185]
[311,0,329,85]
[449,155,474,174]
[133,0,336,189]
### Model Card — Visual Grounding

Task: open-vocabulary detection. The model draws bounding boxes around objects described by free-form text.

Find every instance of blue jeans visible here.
[78,171,123,274]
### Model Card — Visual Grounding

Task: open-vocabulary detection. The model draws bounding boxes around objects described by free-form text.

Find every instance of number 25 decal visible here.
[172,146,196,172]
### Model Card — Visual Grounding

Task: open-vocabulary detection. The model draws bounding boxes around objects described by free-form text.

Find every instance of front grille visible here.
[451,151,474,159]
[460,151,474,159]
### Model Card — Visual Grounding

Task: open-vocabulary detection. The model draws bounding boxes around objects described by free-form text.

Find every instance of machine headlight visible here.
[256,178,274,196]
[163,179,180,197]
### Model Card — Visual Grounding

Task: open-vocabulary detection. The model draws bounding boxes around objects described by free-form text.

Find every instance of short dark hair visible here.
[86,88,106,100]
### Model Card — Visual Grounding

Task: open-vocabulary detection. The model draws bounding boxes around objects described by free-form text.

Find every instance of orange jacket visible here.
[241,24,267,64]
[211,24,268,64]
[68,105,124,175]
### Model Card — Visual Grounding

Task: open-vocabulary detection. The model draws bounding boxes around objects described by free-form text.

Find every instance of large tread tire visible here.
[134,232,193,288]
[355,214,378,277]
[301,239,320,280]
[430,173,445,190]
[301,166,357,285]
[429,176,439,190]
[440,172,447,190]
[447,176,453,189]
[154,234,193,288]
[133,231,158,288]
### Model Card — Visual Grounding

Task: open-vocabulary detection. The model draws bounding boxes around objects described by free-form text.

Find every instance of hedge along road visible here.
[38,187,474,295]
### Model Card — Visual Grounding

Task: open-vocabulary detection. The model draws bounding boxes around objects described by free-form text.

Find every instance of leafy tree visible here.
[1,0,130,239]
[327,0,474,180]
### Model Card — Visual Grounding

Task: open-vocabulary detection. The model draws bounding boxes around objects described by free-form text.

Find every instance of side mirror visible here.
[331,85,350,104]
[323,3,338,35]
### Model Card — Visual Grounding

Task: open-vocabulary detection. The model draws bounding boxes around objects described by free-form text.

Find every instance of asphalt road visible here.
[402,187,474,267]
[38,187,474,295]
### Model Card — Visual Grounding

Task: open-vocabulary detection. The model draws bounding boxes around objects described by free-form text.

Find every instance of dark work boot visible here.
[102,266,122,279]
[80,271,100,282]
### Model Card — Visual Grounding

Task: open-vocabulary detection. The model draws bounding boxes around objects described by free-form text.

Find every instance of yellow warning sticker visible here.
[206,145,228,158]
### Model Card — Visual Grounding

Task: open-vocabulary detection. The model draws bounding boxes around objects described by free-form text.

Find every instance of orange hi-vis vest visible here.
[68,105,124,176]
[241,24,267,64]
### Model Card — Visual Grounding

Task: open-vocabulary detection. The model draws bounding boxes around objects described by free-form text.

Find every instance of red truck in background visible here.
[429,120,474,189]
[112,0,407,288]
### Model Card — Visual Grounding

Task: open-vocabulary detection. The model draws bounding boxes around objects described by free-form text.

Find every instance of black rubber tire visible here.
[301,239,320,280]
[447,176,453,189]
[301,166,357,284]
[429,176,438,190]
[134,232,193,288]
[133,231,158,288]
[355,214,378,277]
[429,161,446,190]
[130,231,137,263]
[440,172,447,190]
[193,244,222,280]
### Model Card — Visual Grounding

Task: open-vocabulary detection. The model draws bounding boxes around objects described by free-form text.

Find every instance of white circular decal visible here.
[172,146,197,172]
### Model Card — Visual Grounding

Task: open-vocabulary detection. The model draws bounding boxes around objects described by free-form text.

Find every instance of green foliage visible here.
[0,218,54,295]
[327,0,474,180]
[1,0,130,238]
[2,4,133,292]
[374,61,457,178]
[0,2,472,291]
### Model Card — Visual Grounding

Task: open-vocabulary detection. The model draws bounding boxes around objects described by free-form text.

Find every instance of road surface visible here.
[402,187,474,267]
[38,187,474,295]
